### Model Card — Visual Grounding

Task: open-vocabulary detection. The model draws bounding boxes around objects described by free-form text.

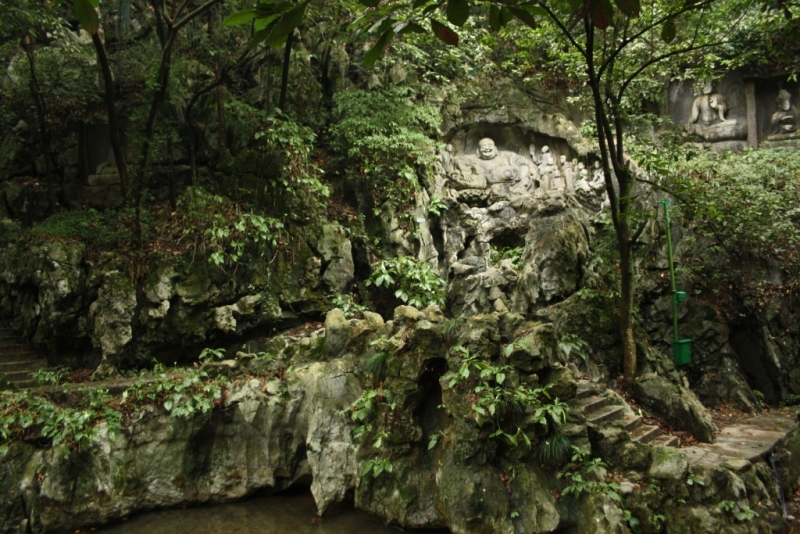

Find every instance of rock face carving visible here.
[433,134,598,317]
[769,89,798,139]
[446,138,534,202]
[686,80,747,141]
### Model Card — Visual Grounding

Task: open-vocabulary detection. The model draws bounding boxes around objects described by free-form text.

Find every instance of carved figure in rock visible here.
[686,79,747,141]
[558,154,576,192]
[447,138,535,200]
[575,162,592,193]
[770,89,798,137]
[537,145,559,190]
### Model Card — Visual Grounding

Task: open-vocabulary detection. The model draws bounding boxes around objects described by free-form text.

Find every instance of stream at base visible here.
[94,492,448,534]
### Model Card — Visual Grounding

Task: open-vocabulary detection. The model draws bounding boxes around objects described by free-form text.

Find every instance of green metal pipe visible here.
[660,200,679,343]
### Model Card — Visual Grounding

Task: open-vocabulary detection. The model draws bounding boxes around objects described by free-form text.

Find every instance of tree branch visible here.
[175,0,223,31]
[536,0,588,60]
[615,41,725,104]
[597,0,717,79]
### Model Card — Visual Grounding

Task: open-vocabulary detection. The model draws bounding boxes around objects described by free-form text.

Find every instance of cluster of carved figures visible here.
[435,138,607,205]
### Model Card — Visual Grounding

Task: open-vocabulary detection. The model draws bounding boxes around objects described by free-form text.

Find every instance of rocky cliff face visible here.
[1,306,794,534]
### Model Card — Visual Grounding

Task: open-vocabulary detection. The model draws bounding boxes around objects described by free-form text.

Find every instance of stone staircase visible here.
[0,326,47,389]
[577,380,679,447]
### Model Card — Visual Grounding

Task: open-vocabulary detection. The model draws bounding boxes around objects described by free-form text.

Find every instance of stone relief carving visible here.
[769,89,799,140]
[436,137,612,208]
[686,79,747,141]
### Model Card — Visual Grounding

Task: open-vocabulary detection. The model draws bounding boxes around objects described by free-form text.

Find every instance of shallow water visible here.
[95,493,443,534]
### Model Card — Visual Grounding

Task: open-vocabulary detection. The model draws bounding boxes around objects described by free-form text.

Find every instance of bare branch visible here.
[536,0,588,60]
[597,0,717,79]
[175,0,223,32]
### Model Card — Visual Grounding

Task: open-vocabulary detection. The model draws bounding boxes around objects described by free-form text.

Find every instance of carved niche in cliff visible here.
[433,126,604,207]
[685,79,748,142]
[767,88,800,141]
[669,74,749,148]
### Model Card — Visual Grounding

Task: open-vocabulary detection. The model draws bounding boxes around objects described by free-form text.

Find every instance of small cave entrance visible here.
[412,358,449,440]
[729,325,780,404]
[489,228,526,251]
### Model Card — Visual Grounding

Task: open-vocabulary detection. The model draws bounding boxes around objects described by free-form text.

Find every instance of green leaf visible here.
[364,29,393,67]
[446,0,470,27]
[661,17,676,43]
[431,19,459,45]
[507,6,537,28]
[360,0,381,6]
[489,4,502,30]
[518,3,547,17]
[397,21,427,34]
[613,0,640,17]
[589,0,613,29]
[266,3,307,47]
[73,0,100,35]
[223,9,256,27]
[254,15,278,31]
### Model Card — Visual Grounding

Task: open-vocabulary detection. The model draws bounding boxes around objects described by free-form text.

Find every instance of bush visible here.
[367,256,445,309]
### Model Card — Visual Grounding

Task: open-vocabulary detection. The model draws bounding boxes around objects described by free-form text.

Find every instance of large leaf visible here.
[247,19,279,49]
[364,28,393,67]
[446,0,470,27]
[508,5,537,28]
[518,2,547,16]
[431,19,458,45]
[489,4,502,30]
[589,0,613,29]
[254,14,278,31]
[73,0,100,34]
[223,9,256,27]
[254,1,293,18]
[566,0,583,11]
[397,21,427,34]
[613,0,640,17]
[661,17,676,42]
[264,3,307,47]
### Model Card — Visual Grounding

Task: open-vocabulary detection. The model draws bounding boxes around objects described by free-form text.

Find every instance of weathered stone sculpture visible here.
[769,89,798,138]
[686,80,747,141]
[444,138,536,201]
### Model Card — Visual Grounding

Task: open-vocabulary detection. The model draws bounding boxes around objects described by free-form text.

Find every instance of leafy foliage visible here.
[330,87,439,214]
[446,345,569,447]
[558,447,622,504]
[180,187,284,268]
[490,245,524,269]
[367,256,445,309]
[121,363,227,418]
[0,387,122,456]
[343,388,398,478]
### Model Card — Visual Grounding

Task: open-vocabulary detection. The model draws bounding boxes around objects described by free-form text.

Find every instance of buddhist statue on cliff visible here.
[686,79,747,142]
[769,89,798,137]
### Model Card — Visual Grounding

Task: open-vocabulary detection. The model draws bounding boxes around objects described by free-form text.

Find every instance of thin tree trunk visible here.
[91,32,128,198]
[279,31,293,111]
[584,19,638,390]
[215,60,225,149]
[168,137,176,209]
[22,34,56,212]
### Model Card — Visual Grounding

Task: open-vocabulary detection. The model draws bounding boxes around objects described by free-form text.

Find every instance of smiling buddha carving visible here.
[447,138,536,202]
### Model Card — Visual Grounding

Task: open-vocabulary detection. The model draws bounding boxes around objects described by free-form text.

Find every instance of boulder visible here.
[633,373,716,443]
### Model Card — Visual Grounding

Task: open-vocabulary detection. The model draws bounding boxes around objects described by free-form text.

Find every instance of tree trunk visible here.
[91,32,128,199]
[279,31,293,111]
[22,34,56,213]
[215,60,226,149]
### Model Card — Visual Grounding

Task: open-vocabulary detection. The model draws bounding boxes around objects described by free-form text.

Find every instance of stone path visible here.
[0,326,47,389]
[681,407,797,468]
[577,380,679,447]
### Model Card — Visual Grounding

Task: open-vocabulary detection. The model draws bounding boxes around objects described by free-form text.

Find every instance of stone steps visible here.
[0,327,48,389]
[577,380,677,449]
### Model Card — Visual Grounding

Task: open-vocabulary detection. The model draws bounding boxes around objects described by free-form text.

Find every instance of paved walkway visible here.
[681,407,797,468]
